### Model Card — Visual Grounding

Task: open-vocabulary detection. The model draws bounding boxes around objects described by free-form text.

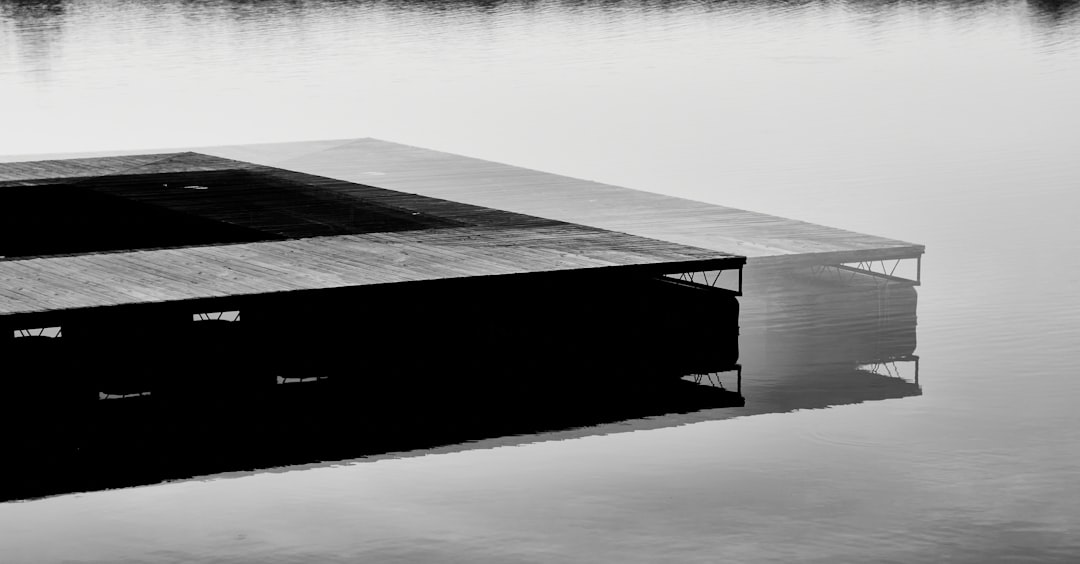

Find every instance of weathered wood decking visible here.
[195,138,926,267]
[0,153,176,184]
[0,225,734,317]
[0,138,925,267]
[0,137,926,317]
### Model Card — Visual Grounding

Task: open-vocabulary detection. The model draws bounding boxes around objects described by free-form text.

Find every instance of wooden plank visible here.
[0,154,181,184]
[0,225,740,316]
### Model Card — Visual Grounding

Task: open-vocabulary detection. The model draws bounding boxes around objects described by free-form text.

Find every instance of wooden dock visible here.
[191,138,926,271]
[0,151,742,321]
[0,150,747,447]
[0,141,924,500]
[0,138,925,274]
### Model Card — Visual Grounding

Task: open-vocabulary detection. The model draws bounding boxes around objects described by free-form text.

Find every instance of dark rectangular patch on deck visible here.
[0,152,555,259]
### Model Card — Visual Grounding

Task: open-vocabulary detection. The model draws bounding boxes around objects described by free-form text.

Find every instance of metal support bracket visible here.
[810,256,921,286]
[666,266,743,295]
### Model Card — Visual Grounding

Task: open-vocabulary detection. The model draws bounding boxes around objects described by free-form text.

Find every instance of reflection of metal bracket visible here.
[99,391,152,400]
[665,266,743,295]
[277,375,330,385]
[811,256,921,286]
[13,326,62,338]
[858,355,920,385]
[683,364,742,395]
[193,310,241,322]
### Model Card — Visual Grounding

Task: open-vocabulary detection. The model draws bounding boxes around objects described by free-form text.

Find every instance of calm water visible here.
[2,0,1080,562]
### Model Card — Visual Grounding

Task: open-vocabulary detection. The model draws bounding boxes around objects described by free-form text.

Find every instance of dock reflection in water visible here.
[737,259,920,415]
[1,265,918,502]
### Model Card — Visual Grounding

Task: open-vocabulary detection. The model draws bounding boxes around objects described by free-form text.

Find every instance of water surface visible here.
[1,0,1079,562]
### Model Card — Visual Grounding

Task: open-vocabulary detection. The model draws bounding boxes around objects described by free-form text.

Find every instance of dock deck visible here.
[0,151,741,320]
[194,138,926,269]
[0,138,925,272]
[0,136,928,319]
[0,225,739,316]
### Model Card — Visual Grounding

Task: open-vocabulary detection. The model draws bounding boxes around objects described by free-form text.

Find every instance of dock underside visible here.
[2,256,741,402]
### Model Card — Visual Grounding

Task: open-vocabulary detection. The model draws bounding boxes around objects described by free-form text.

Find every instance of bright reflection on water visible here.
[2,0,1080,562]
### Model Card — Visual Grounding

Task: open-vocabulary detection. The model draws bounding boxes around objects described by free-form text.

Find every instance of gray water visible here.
[2,0,1080,562]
